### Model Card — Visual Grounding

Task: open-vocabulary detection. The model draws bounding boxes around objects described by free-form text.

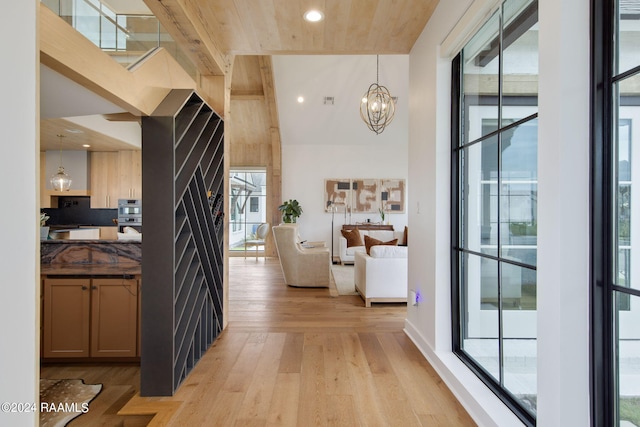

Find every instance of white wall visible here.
[0,1,39,427]
[273,55,410,149]
[275,55,410,253]
[405,0,591,426]
[536,0,590,424]
[281,144,408,256]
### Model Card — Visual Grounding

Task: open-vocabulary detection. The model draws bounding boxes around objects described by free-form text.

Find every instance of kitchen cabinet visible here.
[118,150,142,200]
[90,278,139,357]
[42,278,91,358]
[90,151,142,208]
[42,277,139,359]
[90,152,119,208]
[96,226,118,240]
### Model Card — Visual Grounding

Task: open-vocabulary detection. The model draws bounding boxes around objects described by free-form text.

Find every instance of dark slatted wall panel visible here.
[141,89,224,396]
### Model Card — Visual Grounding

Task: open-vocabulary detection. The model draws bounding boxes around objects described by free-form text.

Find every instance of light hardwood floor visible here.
[42,257,475,426]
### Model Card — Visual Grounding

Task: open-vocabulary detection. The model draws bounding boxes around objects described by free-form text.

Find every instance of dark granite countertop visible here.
[41,263,141,276]
[41,239,141,244]
[41,240,141,276]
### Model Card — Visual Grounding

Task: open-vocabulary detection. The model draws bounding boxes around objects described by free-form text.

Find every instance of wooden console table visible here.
[342,224,394,231]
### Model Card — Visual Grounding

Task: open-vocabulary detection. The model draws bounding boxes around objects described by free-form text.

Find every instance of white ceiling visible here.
[64,115,141,149]
[40,65,125,120]
[40,64,141,151]
[273,55,409,146]
[41,55,409,151]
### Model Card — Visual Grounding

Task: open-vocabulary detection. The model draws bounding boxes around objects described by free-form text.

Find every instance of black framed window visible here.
[451,0,538,424]
[229,169,267,253]
[591,0,640,425]
[249,196,259,213]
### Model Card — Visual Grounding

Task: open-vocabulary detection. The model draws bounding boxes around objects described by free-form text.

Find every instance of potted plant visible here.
[40,211,50,240]
[278,199,303,223]
[379,207,386,223]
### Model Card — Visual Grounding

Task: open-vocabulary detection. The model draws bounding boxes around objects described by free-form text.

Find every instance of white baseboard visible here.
[403,319,524,427]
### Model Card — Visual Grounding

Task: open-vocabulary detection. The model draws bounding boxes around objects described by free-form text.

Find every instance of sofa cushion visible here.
[364,235,398,255]
[370,245,408,258]
[367,230,395,242]
[400,226,408,246]
[346,245,366,256]
[341,228,363,248]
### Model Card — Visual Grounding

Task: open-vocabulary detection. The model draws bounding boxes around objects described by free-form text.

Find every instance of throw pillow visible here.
[400,225,408,246]
[364,234,398,255]
[341,228,363,248]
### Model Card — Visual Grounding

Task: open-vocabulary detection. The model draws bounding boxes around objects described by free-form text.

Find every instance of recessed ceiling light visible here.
[297,96,305,103]
[82,144,91,148]
[303,9,324,22]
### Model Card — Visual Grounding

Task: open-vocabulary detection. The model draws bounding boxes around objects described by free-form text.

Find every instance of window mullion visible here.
[497,6,505,389]
[590,0,618,424]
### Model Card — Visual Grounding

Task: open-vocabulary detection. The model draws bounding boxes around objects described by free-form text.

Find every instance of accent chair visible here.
[272,224,330,287]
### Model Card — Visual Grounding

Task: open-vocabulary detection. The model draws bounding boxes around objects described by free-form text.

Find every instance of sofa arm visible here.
[355,251,407,299]
[297,246,330,286]
[338,236,348,259]
[354,251,367,291]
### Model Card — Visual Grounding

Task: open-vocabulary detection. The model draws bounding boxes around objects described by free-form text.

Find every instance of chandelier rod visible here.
[57,134,64,168]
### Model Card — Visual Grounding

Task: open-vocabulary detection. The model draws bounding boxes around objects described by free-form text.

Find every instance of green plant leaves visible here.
[278,199,303,223]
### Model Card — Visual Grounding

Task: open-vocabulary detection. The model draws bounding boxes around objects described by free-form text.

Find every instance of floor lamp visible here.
[326,201,338,264]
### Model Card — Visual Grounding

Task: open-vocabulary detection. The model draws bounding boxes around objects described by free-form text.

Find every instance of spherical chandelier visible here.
[360,55,396,135]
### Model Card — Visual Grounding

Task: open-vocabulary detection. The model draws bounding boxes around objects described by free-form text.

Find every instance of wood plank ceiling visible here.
[43,0,438,151]
[143,0,439,151]
[171,0,439,56]
[41,0,438,230]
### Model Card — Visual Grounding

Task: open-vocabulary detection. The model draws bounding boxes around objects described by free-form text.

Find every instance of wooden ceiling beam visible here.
[102,113,141,123]
[143,0,230,77]
[258,56,280,130]
[258,56,282,177]
[199,75,228,117]
[40,5,148,116]
[40,4,195,117]
[231,90,265,101]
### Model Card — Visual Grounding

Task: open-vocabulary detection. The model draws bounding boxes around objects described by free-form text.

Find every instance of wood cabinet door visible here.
[90,152,119,208]
[42,278,91,358]
[118,150,142,200]
[137,279,142,357]
[90,278,138,357]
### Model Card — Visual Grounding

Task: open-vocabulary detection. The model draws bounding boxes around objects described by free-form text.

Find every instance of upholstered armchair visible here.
[272,224,331,287]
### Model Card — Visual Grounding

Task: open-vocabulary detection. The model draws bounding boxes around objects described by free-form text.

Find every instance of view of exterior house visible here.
[229,170,267,252]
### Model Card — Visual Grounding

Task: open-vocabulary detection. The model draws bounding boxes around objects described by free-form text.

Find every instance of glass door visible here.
[229,169,267,255]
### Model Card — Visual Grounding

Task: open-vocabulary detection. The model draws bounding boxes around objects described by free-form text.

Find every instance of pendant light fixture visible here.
[50,134,72,191]
[360,55,396,134]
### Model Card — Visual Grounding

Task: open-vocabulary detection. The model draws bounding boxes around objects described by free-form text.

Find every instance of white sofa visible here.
[354,245,408,307]
[338,228,405,265]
